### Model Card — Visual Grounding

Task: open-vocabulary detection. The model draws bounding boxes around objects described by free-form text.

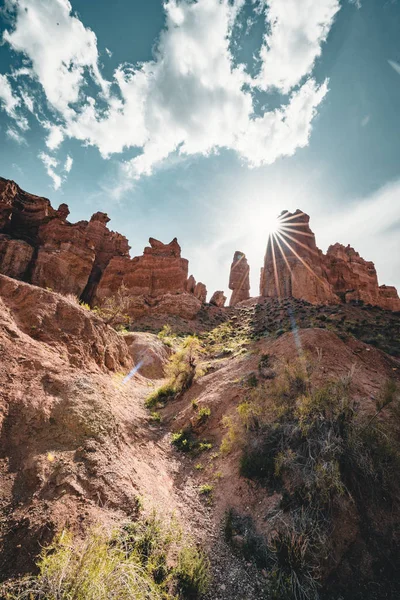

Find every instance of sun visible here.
[266,212,286,237]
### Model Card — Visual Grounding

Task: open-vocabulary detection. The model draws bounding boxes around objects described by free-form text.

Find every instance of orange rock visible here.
[229,251,250,306]
[210,290,226,307]
[261,210,400,311]
[0,235,34,280]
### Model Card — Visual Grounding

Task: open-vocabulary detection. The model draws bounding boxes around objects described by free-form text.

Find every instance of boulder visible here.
[194,282,207,303]
[123,332,171,379]
[210,290,226,307]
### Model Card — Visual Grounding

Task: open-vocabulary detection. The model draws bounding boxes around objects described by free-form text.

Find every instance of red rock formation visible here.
[378,285,400,311]
[229,251,250,306]
[261,211,337,305]
[31,218,96,296]
[261,210,400,311]
[95,238,188,302]
[0,178,130,299]
[210,290,226,307]
[94,238,206,320]
[0,176,56,242]
[194,282,207,303]
[0,234,34,280]
[186,274,196,294]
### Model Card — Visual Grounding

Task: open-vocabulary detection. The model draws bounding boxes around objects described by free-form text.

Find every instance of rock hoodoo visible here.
[0,178,207,320]
[261,209,400,311]
[229,251,250,307]
[1,179,399,315]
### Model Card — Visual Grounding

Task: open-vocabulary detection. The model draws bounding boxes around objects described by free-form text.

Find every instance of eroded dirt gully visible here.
[0,275,207,581]
[1,274,400,599]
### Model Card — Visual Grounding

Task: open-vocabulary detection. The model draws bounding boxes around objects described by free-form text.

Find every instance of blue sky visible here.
[0,0,399,297]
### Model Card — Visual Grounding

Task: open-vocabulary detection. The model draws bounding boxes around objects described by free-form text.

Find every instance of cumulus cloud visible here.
[3,0,108,113]
[255,0,340,93]
[44,123,65,150]
[1,0,341,190]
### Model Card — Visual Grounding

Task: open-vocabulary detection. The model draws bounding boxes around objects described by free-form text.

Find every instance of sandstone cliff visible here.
[261,209,400,311]
[0,178,207,320]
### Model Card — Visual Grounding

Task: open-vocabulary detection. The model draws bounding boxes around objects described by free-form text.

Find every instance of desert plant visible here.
[2,512,209,600]
[145,337,202,409]
[95,284,132,329]
[226,364,400,599]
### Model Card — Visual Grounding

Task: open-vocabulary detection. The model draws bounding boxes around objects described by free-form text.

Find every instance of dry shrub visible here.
[224,356,400,599]
[2,512,209,600]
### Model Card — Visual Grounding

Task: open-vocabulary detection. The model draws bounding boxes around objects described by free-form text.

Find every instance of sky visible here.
[0,0,400,299]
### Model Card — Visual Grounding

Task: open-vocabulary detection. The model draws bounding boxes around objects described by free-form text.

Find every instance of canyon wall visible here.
[1,179,398,314]
[0,177,207,320]
[261,209,400,311]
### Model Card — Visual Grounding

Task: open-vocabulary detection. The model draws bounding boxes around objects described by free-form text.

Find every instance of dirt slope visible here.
[0,275,399,599]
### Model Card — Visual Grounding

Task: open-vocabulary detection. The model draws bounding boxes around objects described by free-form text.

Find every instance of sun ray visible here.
[273,232,296,282]
[278,211,307,224]
[270,234,281,300]
[275,230,327,287]
[278,229,321,257]
[280,224,316,239]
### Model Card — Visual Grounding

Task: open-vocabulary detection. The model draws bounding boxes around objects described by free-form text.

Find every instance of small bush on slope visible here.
[95,284,132,330]
[223,359,400,600]
[2,512,209,600]
[145,336,202,409]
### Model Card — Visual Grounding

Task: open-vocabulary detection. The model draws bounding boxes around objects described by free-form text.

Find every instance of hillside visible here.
[0,272,399,599]
[1,178,400,599]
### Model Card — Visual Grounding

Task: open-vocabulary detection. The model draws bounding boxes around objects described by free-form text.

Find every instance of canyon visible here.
[0,178,399,319]
[1,177,400,600]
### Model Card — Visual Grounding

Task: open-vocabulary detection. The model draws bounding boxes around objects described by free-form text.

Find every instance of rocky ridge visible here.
[0,178,207,320]
[261,209,400,311]
[1,178,399,314]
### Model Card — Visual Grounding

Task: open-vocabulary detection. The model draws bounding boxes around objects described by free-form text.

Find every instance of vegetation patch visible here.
[2,512,209,600]
[145,336,202,409]
[223,358,400,599]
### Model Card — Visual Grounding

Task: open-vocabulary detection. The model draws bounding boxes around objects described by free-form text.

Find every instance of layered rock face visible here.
[94,238,205,319]
[229,251,250,306]
[260,211,337,306]
[0,178,207,320]
[261,210,400,311]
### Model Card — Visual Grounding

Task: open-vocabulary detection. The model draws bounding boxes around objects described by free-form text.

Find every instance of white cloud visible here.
[6,126,27,144]
[2,0,340,190]
[3,0,109,113]
[105,47,112,58]
[255,0,340,93]
[38,152,62,190]
[0,72,29,129]
[64,154,73,173]
[44,123,65,150]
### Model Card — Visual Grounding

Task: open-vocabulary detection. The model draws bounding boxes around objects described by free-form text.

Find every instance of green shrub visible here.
[3,513,209,600]
[145,383,176,409]
[174,546,209,598]
[145,337,202,409]
[171,430,195,453]
[230,364,400,599]
[199,484,213,496]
